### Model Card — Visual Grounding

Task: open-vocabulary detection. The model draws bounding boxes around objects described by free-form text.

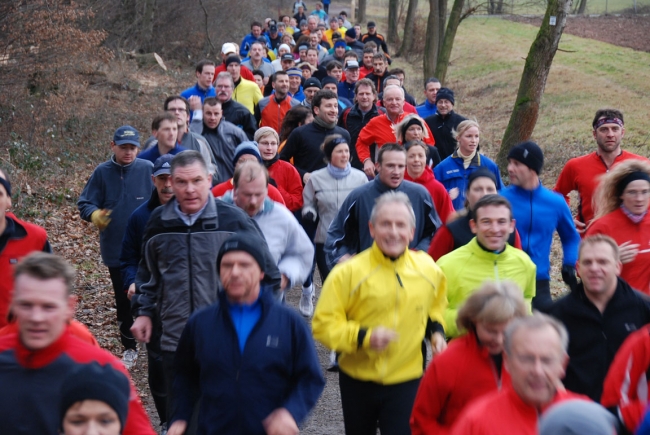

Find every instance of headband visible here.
[618,171,650,195]
[328,137,348,147]
[594,117,624,130]
[0,177,11,197]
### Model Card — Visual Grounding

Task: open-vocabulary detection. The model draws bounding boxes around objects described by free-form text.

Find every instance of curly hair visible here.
[592,159,650,221]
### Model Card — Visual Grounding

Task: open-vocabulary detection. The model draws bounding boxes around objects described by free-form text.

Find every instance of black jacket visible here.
[338,103,385,170]
[424,111,467,160]
[221,99,257,140]
[544,278,650,401]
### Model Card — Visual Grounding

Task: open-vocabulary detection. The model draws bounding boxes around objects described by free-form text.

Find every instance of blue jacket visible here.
[433,151,504,210]
[501,184,580,280]
[338,81,355,101]
[171,289,325,434]
[240,33,271,57]
[78,156,153,267]
[137,144,187,164]
[180,83,216,102]
[416,100,437,118]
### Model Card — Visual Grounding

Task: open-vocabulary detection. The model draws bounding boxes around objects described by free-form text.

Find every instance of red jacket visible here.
[601,324,650,432]
[0,328,155,434]
[257,95,299,133]
[0,319,99,347]
[586,208,650,294]
[377,100,418,114]
[356,112,435,164]
[450,387,585,435]
[267,159,303,212]
[214,63,255,82]
[211,179,286,205]
[405,167,454,226]
[0,214,49,327]
[410,333,511,435]
[554,151,646,225]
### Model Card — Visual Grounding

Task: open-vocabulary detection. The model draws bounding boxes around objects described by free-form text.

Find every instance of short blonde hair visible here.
[254,127,279,144]
[452,119,480,141]
[456,281,528,333]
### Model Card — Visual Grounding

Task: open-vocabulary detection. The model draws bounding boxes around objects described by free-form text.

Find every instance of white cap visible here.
[221,42,238,55]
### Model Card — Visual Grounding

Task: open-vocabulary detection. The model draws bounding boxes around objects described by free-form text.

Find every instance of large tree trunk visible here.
[423,0,442,78]
[435,0,464,84]
[575,0,587,14]
[358,0,367,25]
[437,0,446,54]
[497,0,572,169]
[396,0,419,56]
[388,0,400,43]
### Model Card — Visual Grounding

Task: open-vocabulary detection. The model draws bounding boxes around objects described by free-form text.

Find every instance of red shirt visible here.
[586,208,650,294]
[554,151,646,225]
[214,63,255,82]
[404,167,454,225]
[211,179,286,205]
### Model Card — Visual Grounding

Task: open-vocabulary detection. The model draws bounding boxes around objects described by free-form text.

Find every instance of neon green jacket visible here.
[437,237,536,338]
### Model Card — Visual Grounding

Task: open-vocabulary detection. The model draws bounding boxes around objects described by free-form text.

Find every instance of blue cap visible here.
[153,154,173,177]
[334,40,347,49]
[113,125,140,147]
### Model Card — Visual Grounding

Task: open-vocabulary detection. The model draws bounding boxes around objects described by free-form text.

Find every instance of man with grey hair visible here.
[450,312,586,435]
[313,190,447,435]
[131,150,280,421]
[213,72,257,140]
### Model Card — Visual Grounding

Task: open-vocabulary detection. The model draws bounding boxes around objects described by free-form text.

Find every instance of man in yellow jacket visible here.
[312,191,447,435]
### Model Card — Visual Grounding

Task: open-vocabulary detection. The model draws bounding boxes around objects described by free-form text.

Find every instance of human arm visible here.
[120,209,145,293]
[130,214,162,322]
[324,197,360,269]
[189,108,204,135]
[169,317,201,428]
[279,130,307,180]
[277,165,304,211]
[77,168,105,222]
[428,225,455,261]
[277,217,315,287]
[410,358,454,435]
[301,177,317,221]
[415,193,441,252]
[242,111,257,140]
[355,123,375,176]
[556,198,581,268]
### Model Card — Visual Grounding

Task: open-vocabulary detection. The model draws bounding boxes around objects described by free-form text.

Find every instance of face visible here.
[226,62,241,81]
[203,103,223,129]
[368,25,376,34]
[505,325,567,408]
[577,241,622,296]
[290,18,297,26]
[254,74,264,89]
[283,16,290,25]
[437,99,453,116]
[425,81,441,103]
[273,74,290,96]
[331,21,339,30]
[234,174,268,217]
[306,50,318,66]
[0,183,11,222]
[329,67,342,82]
[406,145,427,177]
[153,173,173,204]
[330,143,350,169]
[281,59,295,71]
[475,321,509,355]
[314,97,339,124]
[621,179,650,215]
[166,98,189,129]
[383,88,404,116]
[458,126,480,155]
[252,25,262,37]
[466,177,497,209]
[356,85,374,111]
[111,144,138,165]
[257,134,279,160]
[12,275,75,351]
[215,78,233,102]
[335,46,346,58]
[220,251,264,303]
[346,68,359,83]
[470,205,515,252]
[405,124,423,142]
[355,25,361,37]
[308,18,318,31]
[62,400,121,435]
[323,83,337,93]
[289,75,301,91]
[304,86,319,102]
[372,59,386,74]
[309,33,320,47]
[172,162,212,214]
[377,150,406,188]
[507,159,536,188]
[369,202,415,258]
[250,44,264,60]
[363,52,373,68]
[155,119,178,149]
[301,67,312,79]
[196,65,215,89]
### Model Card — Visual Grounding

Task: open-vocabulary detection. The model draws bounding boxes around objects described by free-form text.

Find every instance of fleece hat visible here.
[507,140,544,174]
[435,87,455,105]
[0,175,11,197]
[217,233,266,272]
[233,141,263,166]
[303,77,322,90]
[287,67,303,77]
[467,167,498,190]
[113,125,140,147]
[60,362,130,432]
[321,76,338,87]
[334,40,347,49]
[225,55,241,66]
[345,28,356,38]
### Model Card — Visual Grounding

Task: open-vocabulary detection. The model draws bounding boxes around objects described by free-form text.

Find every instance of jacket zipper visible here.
[187,229,194,312]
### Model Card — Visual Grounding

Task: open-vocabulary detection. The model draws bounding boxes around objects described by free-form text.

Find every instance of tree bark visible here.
[435,0,464,84]
[575,0,587,14]
[388,0,400,43]
[396,0,419,56]
[358,0,367,25]
[497,0,572,169]
[423,0,441,78]
[437,0,446,54]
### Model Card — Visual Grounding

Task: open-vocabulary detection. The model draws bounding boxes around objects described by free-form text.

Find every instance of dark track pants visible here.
[532,279,552,311]
[107,267,136,350]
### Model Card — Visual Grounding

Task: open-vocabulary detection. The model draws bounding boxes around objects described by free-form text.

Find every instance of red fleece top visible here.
[214,63,255,82]
[404,167,454,225]
[554,150,646,225]
[211,179,286,205]
[267,159,303,212]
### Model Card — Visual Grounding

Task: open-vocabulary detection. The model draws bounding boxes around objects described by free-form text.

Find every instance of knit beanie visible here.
[217,234,266,272]
[323,136,349,161]
[303,77,322,90]
[435,87,455,105]
[467,167,498,190]
[507,140,544,174]
[321,76,337,87]
[60,362,130,433]
[225,55,241,66]
[233,142,263,166]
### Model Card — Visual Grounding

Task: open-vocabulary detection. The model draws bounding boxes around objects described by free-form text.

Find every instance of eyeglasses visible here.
[258,141,278,146]
[167,108,186,113]
[623,189,650,198]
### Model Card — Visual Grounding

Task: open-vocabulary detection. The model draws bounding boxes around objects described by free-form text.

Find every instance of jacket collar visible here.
[368,242,410,268]
[161,194,218,224]
[13,326,75,369]
[451,148,481,166]
[372,176,401,193]
[404,166,434,184]
[466,237,510,260]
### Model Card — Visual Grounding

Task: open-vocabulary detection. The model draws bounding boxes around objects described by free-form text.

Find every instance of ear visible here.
[67,294,78,322]
[469,218,477,235]
[592,129,597,141]
[368,220,375,240]
[375,161,380,172]
[615,260,622,277]
[259,271,265,282]
[508,218,516,234]
[621,127,626,138]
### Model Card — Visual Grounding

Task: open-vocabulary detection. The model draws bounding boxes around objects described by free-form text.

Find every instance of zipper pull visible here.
[396,273,403,288]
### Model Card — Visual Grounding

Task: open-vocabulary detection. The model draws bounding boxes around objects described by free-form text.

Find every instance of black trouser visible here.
[294,210,318,288]
[315,243,331,283]
[533,279,552,311]
[107,267,136,350]
[339,371,420,435]
[147,347,168,425]
[163,351,199,434]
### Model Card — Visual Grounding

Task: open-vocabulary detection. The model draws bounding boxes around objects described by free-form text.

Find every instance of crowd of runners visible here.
[1,5,650,435]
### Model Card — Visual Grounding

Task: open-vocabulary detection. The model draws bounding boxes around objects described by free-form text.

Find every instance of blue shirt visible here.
[416,99,437,118]
[227,297,263,352]
[137,144,187,163]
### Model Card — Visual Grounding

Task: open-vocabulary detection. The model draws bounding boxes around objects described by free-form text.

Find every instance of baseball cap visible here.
[113,125,140,147]
[367,21,376,28]
[281,53,295,62]
[269,24,278,32]
[344,60,359,70]
[153,154,173,177]
[221,42,237,55]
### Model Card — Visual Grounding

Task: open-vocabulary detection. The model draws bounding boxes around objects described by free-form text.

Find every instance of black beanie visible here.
[225,55,241,66]
[60,362,130,433]
[218,234,266,272]
[467,167,498,190]
[435,87,455,105]
[507,141,544,174]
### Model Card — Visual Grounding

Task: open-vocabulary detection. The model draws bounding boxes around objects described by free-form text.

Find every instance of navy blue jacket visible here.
[171,289,325,434]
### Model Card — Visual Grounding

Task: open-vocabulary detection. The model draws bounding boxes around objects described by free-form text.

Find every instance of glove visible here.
[561,264,578,292]
[303,211,316,223]
[90,209,112,231]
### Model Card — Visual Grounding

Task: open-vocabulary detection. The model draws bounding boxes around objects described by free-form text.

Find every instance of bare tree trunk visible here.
[496,0,504,14]
[423,0,441,78]
[397,0,419,56]
[497,0,572,169]
[435,0,464,84]
[140,0,155,50]
[437,0,446,54]
[358,0,367,25]
[576,0,587,14]
[388,0,400,43]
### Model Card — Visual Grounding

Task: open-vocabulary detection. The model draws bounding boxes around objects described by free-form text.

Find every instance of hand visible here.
[281,274,289,290]
[90,209,112,231]
[338,253,353,264]
[363,160,375,179]
[127,283,136,300]
[619,241,640,264]
[167,420,187,435]
[561,264,578,291]
[369,326,398,351]
[131,316,152,343]
[263,408,299,435]
[302,172,311,184]
[573,218,586,234]
[430,332,447,357]
[188,95,202,111]
[448,187,459,201]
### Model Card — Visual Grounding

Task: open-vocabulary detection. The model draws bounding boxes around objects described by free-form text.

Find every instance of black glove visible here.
[303,211,316,223]
[561,264,578,292]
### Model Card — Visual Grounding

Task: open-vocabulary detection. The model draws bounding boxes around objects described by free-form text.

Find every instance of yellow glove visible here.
[90,209,112,231]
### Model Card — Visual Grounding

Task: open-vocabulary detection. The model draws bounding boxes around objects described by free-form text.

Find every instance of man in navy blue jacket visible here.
[168,234,325,435]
